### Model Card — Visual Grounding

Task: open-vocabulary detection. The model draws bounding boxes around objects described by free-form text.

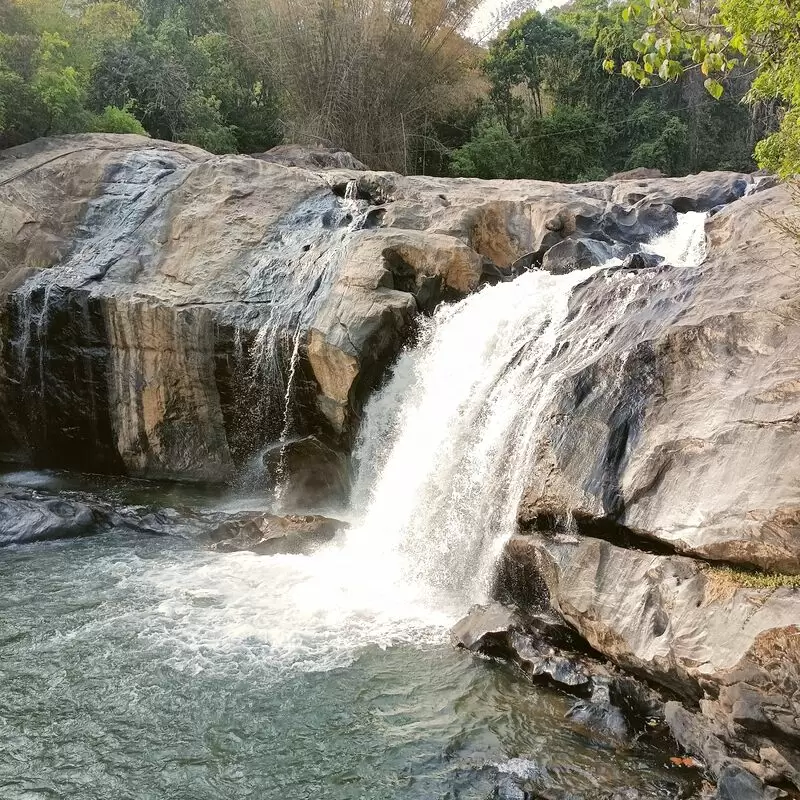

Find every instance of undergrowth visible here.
[708,565,800,591]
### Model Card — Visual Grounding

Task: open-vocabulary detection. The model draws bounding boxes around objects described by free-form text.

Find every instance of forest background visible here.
[0,0,795,181]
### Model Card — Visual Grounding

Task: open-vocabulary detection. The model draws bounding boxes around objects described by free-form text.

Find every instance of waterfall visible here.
[132,214,710,675]
[348,211,709,602]
[349,266,600,599]
[234,181,368,490]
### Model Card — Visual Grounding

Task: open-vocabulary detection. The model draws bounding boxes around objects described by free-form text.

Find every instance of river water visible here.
[0,217,707,799]
[0,498,697,799]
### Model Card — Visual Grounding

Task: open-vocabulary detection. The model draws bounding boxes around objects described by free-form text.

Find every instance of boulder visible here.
[207,512,346,555]
[618,251,664,272]
[255,435,350,509]
[566,679,631,743]
[498,533,800,791]
[0,487,107,545]
[516,186,800,574]
[252,144,369,170]
[606,167,666,182]
[610,170,752,212]
[452,601,664,743]
[541,238,614,275]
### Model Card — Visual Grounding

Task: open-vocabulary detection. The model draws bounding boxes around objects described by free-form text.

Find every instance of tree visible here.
[448,0,757,182]
[450,118,523,178]
[609,0,799,176]
[227,0,484,171]
[0,0,280,153]
[484,10,578,123]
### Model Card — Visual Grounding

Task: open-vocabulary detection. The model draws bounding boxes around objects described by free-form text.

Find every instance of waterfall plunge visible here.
[349,211,709,602]
[142,213,708,674]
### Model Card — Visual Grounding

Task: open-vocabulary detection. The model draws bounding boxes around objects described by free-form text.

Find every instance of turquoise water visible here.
[0,502,699,800]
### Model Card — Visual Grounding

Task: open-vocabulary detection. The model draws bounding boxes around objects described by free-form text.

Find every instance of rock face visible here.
[517,186,800,575]
[252,144,369,171]
[453,179,800,796]
[540,237,614,275]
[494,532,800,794]
[0,133,754,490]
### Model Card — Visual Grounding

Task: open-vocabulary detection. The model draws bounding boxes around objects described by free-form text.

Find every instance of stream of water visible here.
[0,216,707,799]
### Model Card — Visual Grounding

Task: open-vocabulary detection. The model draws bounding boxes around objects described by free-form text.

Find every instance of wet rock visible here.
[714,764,780,800]
[516,185,800,575]
[452,601,664,743]
[611,170,752,212]
[0,135,754,481]
[566,680,630,743]
[452,603,595,690]
[207,512,346,555]
[110,505,222,538]
[618,251,664,272]
[541,238,614,275]
[0,487,108,545]
[501,534,800,792]
[257,435,350,509]
[451,602,522,653]
[481,257,513,286]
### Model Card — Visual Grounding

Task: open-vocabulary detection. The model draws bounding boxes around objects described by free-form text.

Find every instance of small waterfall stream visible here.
[234,180,368,492]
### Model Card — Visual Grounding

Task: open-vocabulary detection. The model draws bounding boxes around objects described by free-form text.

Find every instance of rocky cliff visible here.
[0,133,752,490]
[487,186,800,797]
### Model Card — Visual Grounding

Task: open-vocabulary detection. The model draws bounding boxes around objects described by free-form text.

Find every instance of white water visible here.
[136,213,708,677]
[644,210,707,267]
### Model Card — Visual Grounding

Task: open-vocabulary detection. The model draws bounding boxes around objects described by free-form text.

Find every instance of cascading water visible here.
[235,180,368,496]
[347,211,709,603]
[349,266,601,600]
[644,210,707,267]
[122,211,709,677]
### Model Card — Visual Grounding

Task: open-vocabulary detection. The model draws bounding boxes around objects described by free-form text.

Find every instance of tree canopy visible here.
[0,0,788,181]
[448,0,765,181]
[609,0,799,177]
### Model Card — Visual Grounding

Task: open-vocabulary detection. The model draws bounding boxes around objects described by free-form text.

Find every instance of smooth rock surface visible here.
[0,487,105,545]
[451,602,665,744]
[517,185,800,573]
[0,134,755,483]
[253,144,369,170]
[541,237,614,275]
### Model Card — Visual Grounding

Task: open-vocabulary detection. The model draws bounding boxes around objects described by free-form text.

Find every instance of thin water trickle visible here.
[234,184,371,490]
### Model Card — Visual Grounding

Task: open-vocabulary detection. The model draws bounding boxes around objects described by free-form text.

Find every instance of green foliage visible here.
[91,104,147,135]
[0,0,280,153]
[756,110,800,177]
[449,0,758,182]
[450,118,523,178]
[520,105,615,183]
[612,0,800,176]
[709,565,800,591]
[624,102,689,174]
[484,11,579,122]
